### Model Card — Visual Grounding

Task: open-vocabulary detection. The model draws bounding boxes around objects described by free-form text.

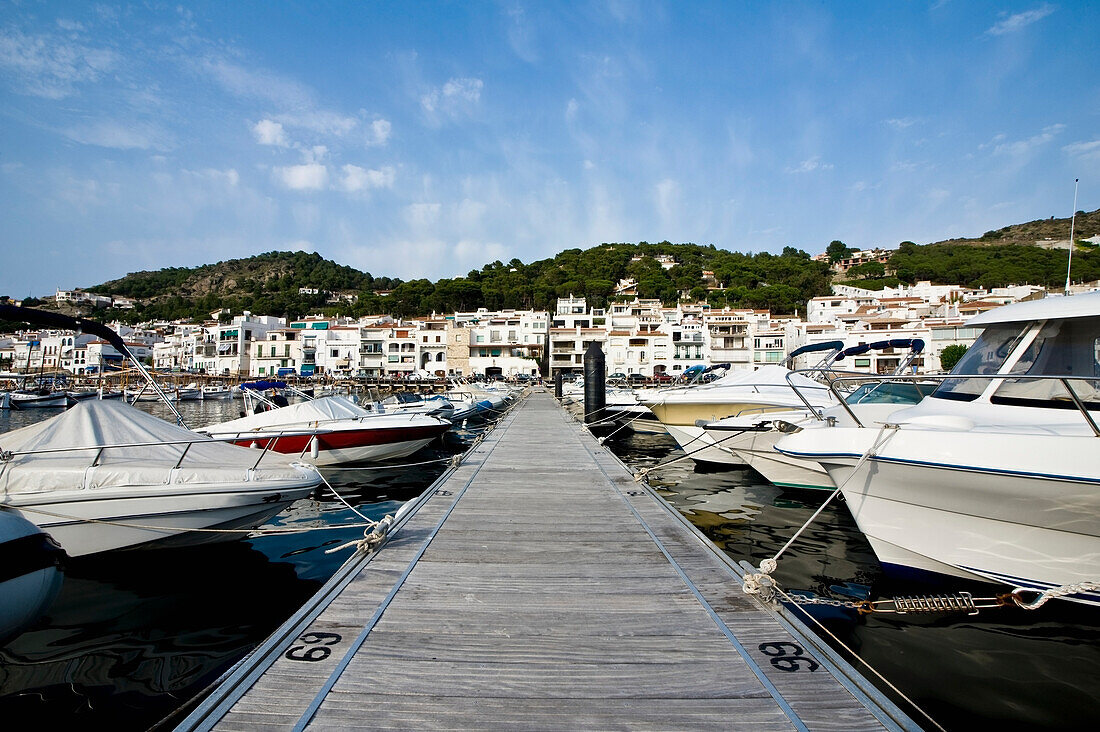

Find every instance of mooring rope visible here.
[632,426,757,480]
[5,504,379,536]
[744,424,897,598]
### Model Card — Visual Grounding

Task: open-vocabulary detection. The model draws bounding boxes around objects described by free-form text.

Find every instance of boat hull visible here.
[779,428,1100,604]
[3,480,316,557]
[664,424,747,466]
[226,422,450,466]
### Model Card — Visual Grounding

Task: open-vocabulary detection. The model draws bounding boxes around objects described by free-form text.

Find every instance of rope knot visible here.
[742,572,777,603]
[324,515,395,555]
[758,558,778,574]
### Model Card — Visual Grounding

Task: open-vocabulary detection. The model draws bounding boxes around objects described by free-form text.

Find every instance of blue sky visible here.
[1,1,1097,298]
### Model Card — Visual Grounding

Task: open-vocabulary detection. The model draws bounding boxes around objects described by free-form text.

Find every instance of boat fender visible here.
[309,437,320,459]
[249,441,260,449]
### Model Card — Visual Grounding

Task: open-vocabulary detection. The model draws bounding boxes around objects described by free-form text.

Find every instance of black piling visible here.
[583,342,605,424]
[554,371,563,399]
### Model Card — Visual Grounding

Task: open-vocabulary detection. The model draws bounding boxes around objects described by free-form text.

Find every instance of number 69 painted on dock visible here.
[285,631,343,662]
[758,641,820,672]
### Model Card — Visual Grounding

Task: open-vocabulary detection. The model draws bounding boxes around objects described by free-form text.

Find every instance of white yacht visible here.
[640,363,839,465]
[702,340,929,487]
[774,294,1100,604]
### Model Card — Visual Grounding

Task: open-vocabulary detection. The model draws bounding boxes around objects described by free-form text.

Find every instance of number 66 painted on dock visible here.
[285,631,343,662]
[758,641,819,672]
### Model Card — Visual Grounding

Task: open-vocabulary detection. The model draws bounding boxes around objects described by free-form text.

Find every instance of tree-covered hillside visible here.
[888,241,1100,289]
[77,243,833,323]
[379,242,830,318]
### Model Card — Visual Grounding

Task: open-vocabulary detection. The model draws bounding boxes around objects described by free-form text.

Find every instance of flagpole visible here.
[1065,178,1079,295]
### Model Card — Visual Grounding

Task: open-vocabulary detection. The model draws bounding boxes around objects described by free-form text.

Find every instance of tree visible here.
[845,261,885,280]
[826,240,853,263]
[939,344,968,372]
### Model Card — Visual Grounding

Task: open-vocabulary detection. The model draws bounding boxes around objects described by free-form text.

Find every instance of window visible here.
[934,322,1028,402]
[993,317,1100,407]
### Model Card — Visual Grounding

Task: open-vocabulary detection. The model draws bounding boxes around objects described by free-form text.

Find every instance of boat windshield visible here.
[932,321,1030,402]
[991,316,1100,408]
[934,316,1100,407]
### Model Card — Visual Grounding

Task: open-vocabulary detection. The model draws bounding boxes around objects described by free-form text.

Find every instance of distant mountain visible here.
[89,251,398,300]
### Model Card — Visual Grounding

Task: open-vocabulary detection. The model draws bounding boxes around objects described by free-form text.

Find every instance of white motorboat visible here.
[0,400,322,558]
[774,294,1100,604]
[201,385,233,400]
[701,340,930,487]
[10,389,69,409]
[198,395,452,466]
[640,363,840,465]
[0,304,323,559]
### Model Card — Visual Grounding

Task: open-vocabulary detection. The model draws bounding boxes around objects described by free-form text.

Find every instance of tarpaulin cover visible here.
[200,396,444,435]
[0,400,317,497]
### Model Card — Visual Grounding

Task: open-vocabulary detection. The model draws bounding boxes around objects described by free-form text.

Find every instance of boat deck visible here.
[176,389,916,731]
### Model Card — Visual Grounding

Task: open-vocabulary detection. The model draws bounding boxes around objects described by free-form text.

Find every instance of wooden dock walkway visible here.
[176,390,917,731]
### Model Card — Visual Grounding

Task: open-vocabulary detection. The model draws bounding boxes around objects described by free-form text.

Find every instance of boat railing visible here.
[819,373,1100,436]
[784,368,893,417]
[0,432,319,472]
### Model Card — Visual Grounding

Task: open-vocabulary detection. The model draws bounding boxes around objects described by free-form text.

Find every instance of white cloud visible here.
[303,145,328,163]
[404,203,442,228]
[454,239,508,267]
[275,110,358,137]
[183,168,240,187]
[275,163,328,190]
[253,119,289,147]
[339,164,395,192]
[197,55,314,108]
[506,5,539,63]
[421,77,484,117]
[455,198,488,229]
[565,98,579,122]
[787,156,834,174]
[992,124,1065,157]
[1063,140,1100,163]
[655,178,680,222]
[0,28,117,99]
[366,119,392,146]
[885,118,917,130]
[986,4,1055,36]
[62,120,169,150]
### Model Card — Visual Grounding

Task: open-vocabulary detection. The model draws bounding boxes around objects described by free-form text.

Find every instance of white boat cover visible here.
[202,396,366,432]
[200,396,441,435]
[0,400,317,497]
[704,364,823,392]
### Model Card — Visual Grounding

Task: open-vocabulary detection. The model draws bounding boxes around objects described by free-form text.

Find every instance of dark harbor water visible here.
[1,395,1097,730]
